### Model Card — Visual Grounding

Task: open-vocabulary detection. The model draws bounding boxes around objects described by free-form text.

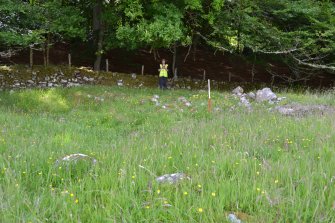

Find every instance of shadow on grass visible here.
[0,88,70,113]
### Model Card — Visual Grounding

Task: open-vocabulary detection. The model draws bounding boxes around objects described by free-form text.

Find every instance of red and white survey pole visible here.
[208,79,211,112]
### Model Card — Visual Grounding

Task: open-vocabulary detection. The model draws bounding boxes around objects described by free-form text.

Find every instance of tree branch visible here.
[254,48,298,54]
[195,32,233,53]
[292,56,335,71]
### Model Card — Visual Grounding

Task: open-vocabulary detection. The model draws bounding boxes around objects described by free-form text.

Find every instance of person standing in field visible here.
[158,59,168,89]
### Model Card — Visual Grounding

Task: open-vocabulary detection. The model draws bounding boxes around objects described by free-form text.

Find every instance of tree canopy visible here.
[1,0,334,72]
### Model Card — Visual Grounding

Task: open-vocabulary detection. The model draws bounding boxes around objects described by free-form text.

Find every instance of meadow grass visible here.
[0,85,335,222]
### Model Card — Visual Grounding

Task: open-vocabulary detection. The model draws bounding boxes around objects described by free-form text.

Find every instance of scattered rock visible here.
[232,86,252,110]
[246,92,256,100]
[94,96,104,102]
[131,73,137,79]
[55,153,97,165]
[178,96,186,102]
[239,95,252,110]
[227,214,243,223]
[185,101,192,107]
[232,86,244,95]
[151,95,160,106]
[156,173,190,184]
[274,104,335,116]
[256,88,277,103]
[117,80,123,86]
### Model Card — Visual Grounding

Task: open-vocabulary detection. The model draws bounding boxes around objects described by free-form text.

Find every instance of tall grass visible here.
[0,86,335,222]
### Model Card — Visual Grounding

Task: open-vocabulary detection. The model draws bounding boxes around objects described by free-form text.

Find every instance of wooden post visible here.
[271,74,275,86]
[68,54,71,68]
[208,79,212,112]
[228,72,232,82]
[106,59,109,72]
[29,46,33,69]
[203,69,206,81]
[141,65,144,75]
[174,68,178,79]
[251,72,255,83]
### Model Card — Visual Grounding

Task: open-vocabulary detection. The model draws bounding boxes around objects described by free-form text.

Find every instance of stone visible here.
[27,80,34,84]
[178,96,187,102]
[228,214,242,223]
[156,173,190,184]
[39,82,47,87]
[255,88,277,102]
[131,73,137,79]
[247,92,256,100]
[56,153,97,165]
[239,95,252,110]
[232,86,244,95]
[185,102,192,107]
[117,80,123,86]
[274,104,334,116]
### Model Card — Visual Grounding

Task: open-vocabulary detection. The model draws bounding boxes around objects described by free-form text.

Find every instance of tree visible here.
[201,0,335,74]
[0,0,86,65]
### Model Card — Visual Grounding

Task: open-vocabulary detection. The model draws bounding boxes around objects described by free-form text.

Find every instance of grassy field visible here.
[1,85,335,222]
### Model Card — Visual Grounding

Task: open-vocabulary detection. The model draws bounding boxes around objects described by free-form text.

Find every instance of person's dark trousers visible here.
[159,77,167,89]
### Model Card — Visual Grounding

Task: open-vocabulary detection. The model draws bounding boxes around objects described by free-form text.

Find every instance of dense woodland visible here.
[1,0,335,84]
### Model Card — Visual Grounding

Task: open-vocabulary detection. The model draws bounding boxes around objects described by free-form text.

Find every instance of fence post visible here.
[29,46,33,68]
[174,68,178,79]
[68,54,71,68]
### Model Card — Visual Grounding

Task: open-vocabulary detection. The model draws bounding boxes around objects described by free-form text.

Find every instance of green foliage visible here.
[0,0,86,48]
[1,0,334,70]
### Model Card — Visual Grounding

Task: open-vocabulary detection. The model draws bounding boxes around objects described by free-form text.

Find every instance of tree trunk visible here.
[46,33,50,66]
[93,0,103,71]
[94,28,103,71]
[43,44,46,67]
[193,35,199,61]
[29,46,33,68]
[172,43,177,77]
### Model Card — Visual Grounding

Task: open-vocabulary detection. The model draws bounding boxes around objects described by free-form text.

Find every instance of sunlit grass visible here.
[0,86,335,222]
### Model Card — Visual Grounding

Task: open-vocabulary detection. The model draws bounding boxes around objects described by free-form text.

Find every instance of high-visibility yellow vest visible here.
[159,64,168,77]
